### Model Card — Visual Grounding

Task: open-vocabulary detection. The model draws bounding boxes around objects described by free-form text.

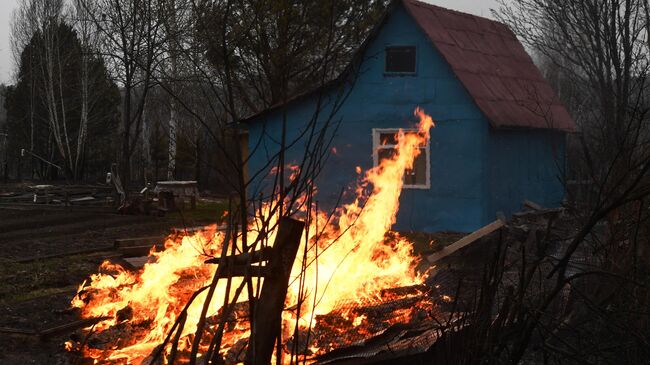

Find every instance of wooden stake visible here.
[246,217,305,365]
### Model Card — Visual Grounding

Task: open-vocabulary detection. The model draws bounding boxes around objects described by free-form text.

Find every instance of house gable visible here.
[402,0,575,131]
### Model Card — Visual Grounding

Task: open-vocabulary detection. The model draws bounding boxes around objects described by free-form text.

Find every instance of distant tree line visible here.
[3,0,387,189]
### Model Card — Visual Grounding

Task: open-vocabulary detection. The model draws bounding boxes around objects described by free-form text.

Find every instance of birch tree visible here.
[12,0,70,177]
[71,0,98,178]
[12,0,85,179]
[164,0,180,180]
[9,0,120,181]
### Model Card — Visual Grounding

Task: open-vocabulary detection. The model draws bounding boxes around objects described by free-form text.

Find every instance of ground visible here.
[0,183,466,364]
[0,184,228,365]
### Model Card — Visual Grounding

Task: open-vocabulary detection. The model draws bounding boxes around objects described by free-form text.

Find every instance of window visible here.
[385,46,416,74]
[373,129,430,189]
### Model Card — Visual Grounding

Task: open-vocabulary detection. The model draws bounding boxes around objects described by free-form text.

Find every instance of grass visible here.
[0,254,100,305]
[165,199,230,226]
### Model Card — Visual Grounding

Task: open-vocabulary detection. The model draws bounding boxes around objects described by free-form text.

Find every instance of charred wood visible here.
[246,217,305,365]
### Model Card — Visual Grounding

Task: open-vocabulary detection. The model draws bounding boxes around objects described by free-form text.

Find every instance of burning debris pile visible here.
[65,109,443,364]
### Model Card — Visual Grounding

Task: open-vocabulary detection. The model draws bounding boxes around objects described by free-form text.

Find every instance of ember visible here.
[68,108,438,364]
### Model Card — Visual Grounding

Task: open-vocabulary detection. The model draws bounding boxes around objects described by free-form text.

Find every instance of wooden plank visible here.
[0,202,114,213]
[118,244,164,258]
[221,265,270,278]
[114,236,164,248]
[171,226,207,235]
[426,219,505,264]
[0,316,111,340]
[523,200,543,211]
[15,246,114,263]
[39,316,112,339]
[122,256,152,269]
[246,217,305,365]
[204,247,274,265]
[69,196,96,203]
[0,327,37,337]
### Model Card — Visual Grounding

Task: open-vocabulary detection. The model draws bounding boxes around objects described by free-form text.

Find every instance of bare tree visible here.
[79,0,167,186]
[12,0,69,178]
[71,0,98,178]
[497,0,650,171]
[12,0,110,180]
[158,0,197,181]
[450,0,650,362]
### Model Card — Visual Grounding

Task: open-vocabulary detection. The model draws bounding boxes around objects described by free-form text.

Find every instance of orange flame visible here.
[70,108,436,364]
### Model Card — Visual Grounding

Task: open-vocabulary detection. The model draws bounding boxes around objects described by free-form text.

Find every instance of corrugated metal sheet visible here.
[403,0,576,131]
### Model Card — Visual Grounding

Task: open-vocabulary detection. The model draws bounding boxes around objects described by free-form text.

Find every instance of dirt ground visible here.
[0,194,228,365]
[0,183,466,364]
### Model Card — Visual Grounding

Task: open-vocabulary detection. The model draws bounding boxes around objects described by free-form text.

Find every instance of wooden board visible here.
[16,246,114,263]
[523,200,543,211]
[0,316,111,340]
[426,219,505,264]
[114,236,164,248]
[118,244,164,258]
[247,217,305,364]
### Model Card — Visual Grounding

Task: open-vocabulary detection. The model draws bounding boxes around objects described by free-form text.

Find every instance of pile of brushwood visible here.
[422,203,650,364]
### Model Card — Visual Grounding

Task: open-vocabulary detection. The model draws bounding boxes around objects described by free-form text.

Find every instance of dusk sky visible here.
[0,0,502,84]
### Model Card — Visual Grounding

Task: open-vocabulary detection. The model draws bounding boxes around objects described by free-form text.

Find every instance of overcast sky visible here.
[0,0,502,84]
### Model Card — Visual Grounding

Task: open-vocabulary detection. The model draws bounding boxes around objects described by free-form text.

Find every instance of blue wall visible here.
[487,129,566,218]
[246,4,566,233]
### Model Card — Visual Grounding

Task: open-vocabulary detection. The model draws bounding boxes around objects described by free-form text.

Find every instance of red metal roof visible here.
[403,0,576,131]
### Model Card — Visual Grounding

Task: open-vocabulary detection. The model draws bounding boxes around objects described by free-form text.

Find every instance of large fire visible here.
[68,108,437,364]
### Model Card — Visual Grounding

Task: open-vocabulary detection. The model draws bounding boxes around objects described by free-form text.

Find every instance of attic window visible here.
[373,129,430,189]
[385,46,416,74]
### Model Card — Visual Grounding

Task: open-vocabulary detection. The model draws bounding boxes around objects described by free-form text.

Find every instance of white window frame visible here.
[372,128,431,190]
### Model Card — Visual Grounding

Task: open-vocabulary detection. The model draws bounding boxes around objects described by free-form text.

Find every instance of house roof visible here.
[402,0,575,132]
[243,0,576,132]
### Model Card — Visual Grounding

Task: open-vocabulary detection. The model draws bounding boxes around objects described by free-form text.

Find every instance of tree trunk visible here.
[168,99,177,180]
[142,98,152,184]
[167,0,179,181]
[121,85,132,188]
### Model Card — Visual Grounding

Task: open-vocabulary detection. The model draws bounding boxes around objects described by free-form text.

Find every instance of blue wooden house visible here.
[243,0,575,233]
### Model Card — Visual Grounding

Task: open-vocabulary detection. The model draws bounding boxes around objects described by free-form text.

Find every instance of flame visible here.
[70,108,437,364]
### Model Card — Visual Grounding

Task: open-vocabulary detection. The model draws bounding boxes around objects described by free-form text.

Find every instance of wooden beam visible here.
[15,246,114,263]
[426,219,505,264]
[204,246,274,265]
[114,236,164,248]
[523,200,543,211]
[39,316,112,339]
[0,316,111,340]
[246,217,305,365]
[221,265,270,278]
[117,244,164,258]
[0,327,37,337]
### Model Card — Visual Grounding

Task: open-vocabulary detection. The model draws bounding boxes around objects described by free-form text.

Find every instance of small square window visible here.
[385,46,416,74]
